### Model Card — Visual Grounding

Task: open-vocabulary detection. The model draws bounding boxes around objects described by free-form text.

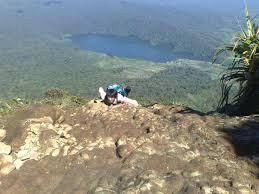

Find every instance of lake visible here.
[69,34,180,62]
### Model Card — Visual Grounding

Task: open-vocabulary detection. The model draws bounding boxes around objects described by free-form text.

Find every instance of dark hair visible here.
[104,95,111,106]
[104,89,117,106]
[106,89,117,97]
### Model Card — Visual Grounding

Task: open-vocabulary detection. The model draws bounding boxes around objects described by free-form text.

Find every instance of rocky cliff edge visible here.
[0,100,258,193]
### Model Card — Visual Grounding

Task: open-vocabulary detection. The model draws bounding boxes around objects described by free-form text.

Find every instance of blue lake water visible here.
[69,34,179,62]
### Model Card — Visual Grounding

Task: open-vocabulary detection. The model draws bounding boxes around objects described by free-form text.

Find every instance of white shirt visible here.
[99,87,139,107]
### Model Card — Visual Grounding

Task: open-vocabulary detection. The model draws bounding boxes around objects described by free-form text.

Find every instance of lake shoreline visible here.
[67,33,196,63]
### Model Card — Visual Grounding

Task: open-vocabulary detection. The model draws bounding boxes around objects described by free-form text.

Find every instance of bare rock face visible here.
[0,163,15,176]
[0,129,6,141]
[0,101,258,193]
[0,142,11,155]
[0,154,15,176]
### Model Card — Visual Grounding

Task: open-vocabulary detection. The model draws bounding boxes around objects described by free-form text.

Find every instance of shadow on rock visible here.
[221,117,259,177]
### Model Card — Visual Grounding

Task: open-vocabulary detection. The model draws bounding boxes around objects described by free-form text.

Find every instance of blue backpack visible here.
[106,84,127,97]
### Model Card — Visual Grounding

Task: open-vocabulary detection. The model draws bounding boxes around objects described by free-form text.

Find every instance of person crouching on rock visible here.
[99,84,139,107]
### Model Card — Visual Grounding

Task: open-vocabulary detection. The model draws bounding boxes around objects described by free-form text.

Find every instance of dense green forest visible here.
[130,60,222,111]
[0,0,239,61]
[0,42,222,111]
[0,0,256,112]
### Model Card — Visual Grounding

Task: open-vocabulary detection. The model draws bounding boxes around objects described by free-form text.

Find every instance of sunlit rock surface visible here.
[0,100,258,193]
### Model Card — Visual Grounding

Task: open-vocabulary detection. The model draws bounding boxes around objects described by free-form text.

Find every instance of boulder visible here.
[13,159,25,170]
[17,150,31,161]
[0,142,11,155]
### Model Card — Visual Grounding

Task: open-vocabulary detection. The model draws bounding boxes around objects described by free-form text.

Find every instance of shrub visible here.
[214,4,259,115]
[44,88,68,99]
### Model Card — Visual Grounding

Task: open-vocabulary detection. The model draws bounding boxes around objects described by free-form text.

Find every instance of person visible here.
[99,84,139,106]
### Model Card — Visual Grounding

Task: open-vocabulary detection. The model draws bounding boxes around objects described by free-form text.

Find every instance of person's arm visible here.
[99,87,106,100]
[117,93,139,107]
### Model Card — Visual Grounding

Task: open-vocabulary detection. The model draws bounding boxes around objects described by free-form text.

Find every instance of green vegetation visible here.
[0,44,222,112]
[0,98,28,115]
[130,60,222,111]
[214,5,259,115]
[41,88,89,108]
[0,0,237,62]
[0,89,89,115]
[0,0,240,113]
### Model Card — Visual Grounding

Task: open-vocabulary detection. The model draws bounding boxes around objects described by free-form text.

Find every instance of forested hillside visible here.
[0,0,257,112]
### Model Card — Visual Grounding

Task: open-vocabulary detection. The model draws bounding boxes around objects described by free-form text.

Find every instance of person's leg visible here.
[99,87,106,100]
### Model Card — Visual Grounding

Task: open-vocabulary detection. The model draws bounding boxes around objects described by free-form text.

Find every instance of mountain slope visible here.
[0,101,258,193]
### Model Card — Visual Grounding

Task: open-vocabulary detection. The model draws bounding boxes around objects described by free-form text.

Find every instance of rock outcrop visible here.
[0,100,258,193]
